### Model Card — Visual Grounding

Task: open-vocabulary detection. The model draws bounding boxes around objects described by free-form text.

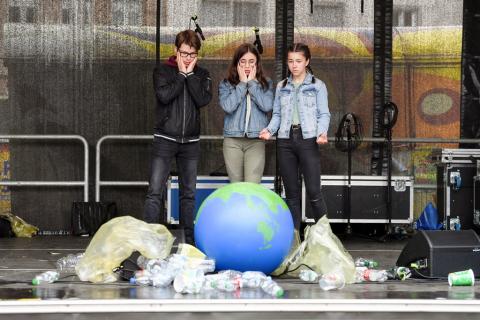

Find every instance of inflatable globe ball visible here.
[194,182,294,274]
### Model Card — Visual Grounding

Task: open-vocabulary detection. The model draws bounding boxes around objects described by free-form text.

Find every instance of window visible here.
[312,3,345,27]
[25,6,36,23]
[233,1,260,27]
[62,8,71,24]
[393,7,419,27]
[200,0,229,27]
[8,0,37,24]
[112,0,143,26]
[8,6,20,23]
[61,0,92,25]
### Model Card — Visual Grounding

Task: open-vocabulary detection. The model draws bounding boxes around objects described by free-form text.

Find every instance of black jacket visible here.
[153,59,212,143]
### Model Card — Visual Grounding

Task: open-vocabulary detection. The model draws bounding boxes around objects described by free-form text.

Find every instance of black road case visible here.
[433,148,480,230]
[303,175,413,223]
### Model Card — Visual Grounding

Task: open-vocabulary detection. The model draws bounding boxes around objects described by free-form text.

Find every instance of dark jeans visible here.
[144,137,199,244]
[277,127,328,230]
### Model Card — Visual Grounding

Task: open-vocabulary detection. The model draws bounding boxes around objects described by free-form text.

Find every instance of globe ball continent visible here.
[194,182,294,274]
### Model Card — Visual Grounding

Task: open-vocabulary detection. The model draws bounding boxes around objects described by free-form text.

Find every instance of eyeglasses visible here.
[239,59,256,67]
[179,51,198,58]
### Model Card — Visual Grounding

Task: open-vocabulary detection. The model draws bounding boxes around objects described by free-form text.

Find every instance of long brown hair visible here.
[226,43,268,90]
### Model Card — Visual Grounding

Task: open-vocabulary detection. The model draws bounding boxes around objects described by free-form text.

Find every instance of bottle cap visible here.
[32,279,39,286]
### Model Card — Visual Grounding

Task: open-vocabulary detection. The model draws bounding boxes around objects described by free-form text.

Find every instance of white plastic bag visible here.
[76,216,174,283]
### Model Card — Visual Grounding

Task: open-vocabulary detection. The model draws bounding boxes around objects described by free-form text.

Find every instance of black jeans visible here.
[277,127,328,230]
[144,137,199,244]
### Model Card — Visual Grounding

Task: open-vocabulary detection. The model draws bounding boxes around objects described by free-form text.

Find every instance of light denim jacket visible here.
[266,73,330,139]
[219,78,274,138]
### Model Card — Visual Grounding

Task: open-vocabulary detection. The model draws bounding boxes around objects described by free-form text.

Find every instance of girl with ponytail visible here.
[259,42,331,232]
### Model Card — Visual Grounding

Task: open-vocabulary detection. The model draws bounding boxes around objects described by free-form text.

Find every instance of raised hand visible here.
[249,65,257,81]
[238,65,248,83]
[186,57,197,73]
[177,52,187,73]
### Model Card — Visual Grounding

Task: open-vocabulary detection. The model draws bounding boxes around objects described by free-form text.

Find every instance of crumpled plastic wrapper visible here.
[0,212,38,237]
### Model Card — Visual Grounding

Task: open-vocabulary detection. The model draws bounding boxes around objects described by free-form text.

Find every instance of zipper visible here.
[182,84,187,143]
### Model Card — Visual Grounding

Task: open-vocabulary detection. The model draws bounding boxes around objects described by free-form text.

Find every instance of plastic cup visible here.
[448,269,475,286]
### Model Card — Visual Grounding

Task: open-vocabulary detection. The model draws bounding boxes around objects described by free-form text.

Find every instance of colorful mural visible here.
[0,142,11,215]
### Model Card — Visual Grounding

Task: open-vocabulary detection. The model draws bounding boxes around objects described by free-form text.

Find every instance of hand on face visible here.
[177,51,187,73]
[248,65,257,81]
[186,57,197,73]
[238,64,248,83]
[316,132,328,145]
[259,128,272,140]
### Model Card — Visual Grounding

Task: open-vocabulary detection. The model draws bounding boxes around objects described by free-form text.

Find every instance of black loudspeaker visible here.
[396,230,480,278]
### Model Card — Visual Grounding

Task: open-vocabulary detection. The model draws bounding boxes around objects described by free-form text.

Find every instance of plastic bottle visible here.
[194,258,216,274]
[32,270,60,285]
[241,271,268,288]
[151,271,175,287]
[386,266,411,281]
[319,271,346,291]
[56,252,84,272]
[129,275,152,286]
[204,275,240,292]
[136,256,166,273]
[261,277,284,297]
[354,258,379,269]
[356,268,388,282]
[173,269,205,294]
[299,269,319,282]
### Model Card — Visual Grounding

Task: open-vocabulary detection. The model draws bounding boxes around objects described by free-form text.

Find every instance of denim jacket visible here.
[219,78,274,138]
[266,73,330,139]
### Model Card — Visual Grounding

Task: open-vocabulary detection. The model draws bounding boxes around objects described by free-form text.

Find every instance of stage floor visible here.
[1,234,480,319]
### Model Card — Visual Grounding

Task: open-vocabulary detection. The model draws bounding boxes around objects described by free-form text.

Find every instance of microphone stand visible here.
[345,122,353,235]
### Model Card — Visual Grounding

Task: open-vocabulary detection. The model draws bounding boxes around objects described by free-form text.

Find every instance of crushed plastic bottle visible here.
[56,252,84,272]
[32,270,60,285]
[204,274,240,292]
[355,267,388,282]
[319,271,346,291]
[173,269,205,294]
[136,256,167,273]
[386,266,411,281]
[261,277,284,297]
[354,258,379,269]
[299,269,319,282]
[241,271,268,288]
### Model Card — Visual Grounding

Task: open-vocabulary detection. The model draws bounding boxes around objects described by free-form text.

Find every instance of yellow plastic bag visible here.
[272,215,356,284]
[0,213,38,237]
[76,216,174,283]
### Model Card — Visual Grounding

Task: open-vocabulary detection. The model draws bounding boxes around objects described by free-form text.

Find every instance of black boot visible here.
[309,197,328,221]
[184,227,195,246]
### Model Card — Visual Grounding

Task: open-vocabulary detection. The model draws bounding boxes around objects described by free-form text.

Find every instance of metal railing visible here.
[0,135,89,202]
[95,134,480,201]
[95,135,223,202]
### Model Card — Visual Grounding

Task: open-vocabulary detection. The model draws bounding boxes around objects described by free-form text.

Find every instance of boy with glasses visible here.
[144,30,212,246]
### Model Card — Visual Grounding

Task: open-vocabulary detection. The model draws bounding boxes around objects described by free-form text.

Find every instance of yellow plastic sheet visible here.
[76,216,174,283]
[272,216,356,284]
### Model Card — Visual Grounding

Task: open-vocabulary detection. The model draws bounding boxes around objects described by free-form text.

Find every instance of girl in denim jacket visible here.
[260,43,331,231]
[219,43,274,183]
